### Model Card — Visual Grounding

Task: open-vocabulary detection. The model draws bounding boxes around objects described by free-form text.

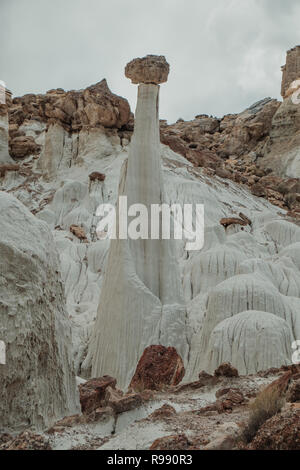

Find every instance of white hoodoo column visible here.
[85,56,189,388]
[125,83,162,297]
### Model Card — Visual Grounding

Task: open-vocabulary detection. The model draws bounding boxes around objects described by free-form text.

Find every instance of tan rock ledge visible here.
[125,55,170,85]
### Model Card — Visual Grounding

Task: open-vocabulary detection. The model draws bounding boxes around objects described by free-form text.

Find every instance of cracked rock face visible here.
[125,55,170,84]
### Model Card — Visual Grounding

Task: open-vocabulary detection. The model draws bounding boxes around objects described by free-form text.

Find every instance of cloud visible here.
[1,0,299,122]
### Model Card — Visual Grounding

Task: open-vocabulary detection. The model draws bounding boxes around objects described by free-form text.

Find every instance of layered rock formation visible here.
[9,79,130,134]
[85,56,189,388]
[249,46,300,178]
[281,46,300,98]
[160,99,300,215]
[6,79,130,169]
[0,192,80,431]
[260,90,300,177]
[0,88,13,164]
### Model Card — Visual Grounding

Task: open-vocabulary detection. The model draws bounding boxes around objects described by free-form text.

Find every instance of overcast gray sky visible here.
[1,0,299,123]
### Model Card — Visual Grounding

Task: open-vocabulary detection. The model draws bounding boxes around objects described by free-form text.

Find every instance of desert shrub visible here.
[242,387,285,443]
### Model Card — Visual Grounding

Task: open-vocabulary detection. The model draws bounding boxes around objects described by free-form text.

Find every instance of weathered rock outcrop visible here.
[150,434,192,450]
[0,431,51,450]
[79,376,116,414]
[159,47,300,208]
[0,192,80,431]
[10,135,41,159]
[0,88,13,164]
[159,98,300,212]
[214,363,239,378]
[125,55,169,85]
[161,97,280,162]
[9,79,130,135]
[281,46,300,98]
[258,47,300,177]
[261,93,300,176]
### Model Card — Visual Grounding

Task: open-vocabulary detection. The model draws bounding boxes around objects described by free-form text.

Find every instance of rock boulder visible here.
[129,345,185,392]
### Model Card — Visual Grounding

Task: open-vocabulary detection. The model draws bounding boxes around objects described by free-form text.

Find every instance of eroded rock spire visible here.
[84,55,189,388]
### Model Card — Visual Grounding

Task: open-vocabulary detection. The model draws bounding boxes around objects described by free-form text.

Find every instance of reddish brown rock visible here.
[89,171,106,182]
[99,385,144,415]
[287,210,300,219]
[0,163,19,177]
[125,55,169,85]
[0,431,51,450]
[249,408,300,450]
[160,98,279,165]
[188,148,221,170]
[216,387,237,399]
[287,379,300,403]
[257,364,300,378]
[215,167,232,179]
[220,217,249,228]
[150,434,192,450]
[217,389,245,411]
[70,225,87,241]
[214,363,239,378]
[198,370,215,381]
[139,389,156,402]
[259,174,286,191]
[9,135,41,159]
[197,389,244,415]
[129,345,185,392]
[251,183,266,197]
[149,404,177,421]
[160,133,189,158]
[174,371,219,394]
[107,393,142,414]
[47,414,85,433]
[8,79,130,133]
[262,371,292,397]
[85,406,115,424]
[79,376,116,414]
[278,178,300,195]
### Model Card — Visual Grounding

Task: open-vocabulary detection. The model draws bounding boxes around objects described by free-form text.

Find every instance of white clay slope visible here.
[207,311,293,375]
